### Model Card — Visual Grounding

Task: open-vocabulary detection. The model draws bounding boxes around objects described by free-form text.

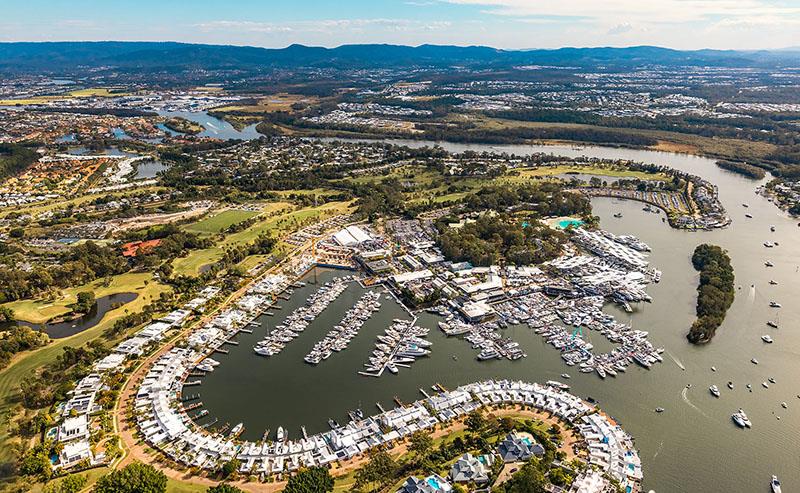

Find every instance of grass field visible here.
[173,200,353,277]
[0,87,128,106]
[184,209,260,234]
[213,93,319,114]
[0,275,169,466]
[1,272,161,324]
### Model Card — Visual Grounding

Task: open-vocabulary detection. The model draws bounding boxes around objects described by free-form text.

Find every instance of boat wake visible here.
[666,349,685,371]
[681,387,710,418]
[653,440,664,460]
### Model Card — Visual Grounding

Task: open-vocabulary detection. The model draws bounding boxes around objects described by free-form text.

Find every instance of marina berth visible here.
[134,374,642,489]
[360,319,432,377]
[304,290,382,365]
[253,277,351,357]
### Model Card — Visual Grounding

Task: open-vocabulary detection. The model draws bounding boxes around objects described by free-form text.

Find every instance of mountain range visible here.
[1,41,798,73]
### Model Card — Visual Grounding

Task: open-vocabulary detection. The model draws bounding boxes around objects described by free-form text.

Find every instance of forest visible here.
[687,244,735,344]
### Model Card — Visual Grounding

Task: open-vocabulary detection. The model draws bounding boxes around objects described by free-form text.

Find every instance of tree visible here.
[19,444,52,480]
[465,410,486,433]
[9,227,24,238]
[207,484,244,493]
[94,462,167,493]
[44,474,88,493]
[354,449,399,490]
[500,461,547,493]
[221,458,241,478]
[409,430,433,459]
[284,466,334,493]
[74,291,96,313]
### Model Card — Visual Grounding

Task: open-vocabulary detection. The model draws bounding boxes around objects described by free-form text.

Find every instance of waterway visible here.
[193,141,800,492]
[1,292,138,339]
[156,111,261,140]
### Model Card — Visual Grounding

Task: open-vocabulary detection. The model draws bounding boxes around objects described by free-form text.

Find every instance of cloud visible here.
[196,18,452,35]
[441,0,800,24]
[607,22,633,35]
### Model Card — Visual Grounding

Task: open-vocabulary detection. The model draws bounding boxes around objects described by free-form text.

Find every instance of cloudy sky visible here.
[2,0,800,50]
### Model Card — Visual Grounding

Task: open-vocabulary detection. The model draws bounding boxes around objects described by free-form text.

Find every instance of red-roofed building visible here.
[121,239,162,257]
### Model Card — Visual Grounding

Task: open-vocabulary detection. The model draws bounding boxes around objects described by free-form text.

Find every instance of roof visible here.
[122,239,162,257]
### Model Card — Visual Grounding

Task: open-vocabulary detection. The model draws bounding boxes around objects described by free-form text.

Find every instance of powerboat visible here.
[767,321,779,328]
[769,301,782,308]
[751,358,759,365]
[765,261,774,267]
[771,475,781,493]
[769,279,778,285]
[732,409,752,428]
[709,385,720,397]
[762,335,774,343]
[727,381,734,390]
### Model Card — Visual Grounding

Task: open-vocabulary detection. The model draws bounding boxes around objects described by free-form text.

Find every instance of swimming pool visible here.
[557,219,584,229]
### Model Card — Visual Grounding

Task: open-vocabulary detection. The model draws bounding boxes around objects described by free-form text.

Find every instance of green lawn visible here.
[172,201,353,277]
[0,275,169,465]
[1,272,162,324]
[184,209,259,234]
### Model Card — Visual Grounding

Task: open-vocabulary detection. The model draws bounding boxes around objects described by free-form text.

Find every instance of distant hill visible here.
[0,41,798,73]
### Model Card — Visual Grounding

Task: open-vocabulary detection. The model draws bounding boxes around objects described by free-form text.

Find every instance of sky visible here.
[1,0,800,50]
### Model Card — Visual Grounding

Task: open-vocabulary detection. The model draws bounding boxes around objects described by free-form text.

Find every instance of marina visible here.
[167,142,800,492]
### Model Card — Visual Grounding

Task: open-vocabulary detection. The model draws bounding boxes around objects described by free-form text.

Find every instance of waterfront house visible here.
[449,452,493,484]
[397,474,453,493]
[497,431,545,462]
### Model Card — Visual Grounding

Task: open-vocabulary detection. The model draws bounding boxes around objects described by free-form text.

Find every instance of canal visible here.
[194,142,800,492]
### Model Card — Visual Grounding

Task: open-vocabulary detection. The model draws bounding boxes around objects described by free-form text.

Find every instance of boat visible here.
[230,423,244,437]
[764,241,775,248]
[762,382,769,389]
[769,280,778,285]
[732,409,752,428]
[769,301,782,308]
[769,377,776,384]
[546,380,570,391]
[745,213,753,218]
[781,402,788,409]
[762,335,774,343]
[613,212,623,218]
[711,366,716,372]
[751,358,759,365]
[686,383,692,389]
[655,407,664,413]
[767,321,779,328]
[771,475,782,493]
[727,381,734,390]
[765,261,774,267]
[770,225,776,232]
[742,203,749,208]
[560,373,571,379]
[709,385,720,397]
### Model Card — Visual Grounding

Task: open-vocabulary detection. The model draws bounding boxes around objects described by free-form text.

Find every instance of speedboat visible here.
[771,475,781,493]
[709,385,720,397]
[762,335,774,343]
[762,382,770,389]
[770,225,776,232]
[727,381,734,390]
[655,407,664,413]
[230,423,244,437]
[732,409,752,428]
[764,241,775,248]
[769,280,778,285]
[561,373,571,379]
[765,261,774,267]
[745,213,753,218]
[767,320,779,328]
[769,377,776,384]
[751,358,759,365]
[769,301,782,308]
[711,366,716,372]
[781,402,788,409]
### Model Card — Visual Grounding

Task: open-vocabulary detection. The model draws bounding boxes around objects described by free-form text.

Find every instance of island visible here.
[687,244,735,344]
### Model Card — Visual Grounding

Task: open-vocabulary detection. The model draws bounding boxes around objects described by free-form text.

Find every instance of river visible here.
[192,141,800,492]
